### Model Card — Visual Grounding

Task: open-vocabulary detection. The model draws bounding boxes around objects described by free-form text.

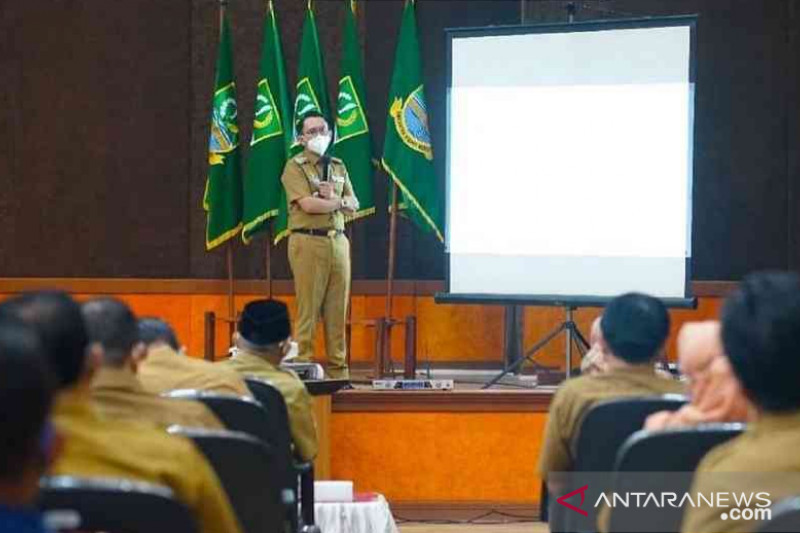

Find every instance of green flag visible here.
[275,0,331,243]
[241,1,293,244]
[333,0,374,222]
[204,11,242,250]
[381,0,443,242]
[291,0,331,151]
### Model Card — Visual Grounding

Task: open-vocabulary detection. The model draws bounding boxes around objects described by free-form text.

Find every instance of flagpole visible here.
[265,232,273,299]
[386,183,398,319]
[226,241,236,339]
[218,0,236,341]
[346,224,354,371]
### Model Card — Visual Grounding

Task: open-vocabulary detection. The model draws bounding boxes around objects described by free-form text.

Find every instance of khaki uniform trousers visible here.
[288,232,350,379]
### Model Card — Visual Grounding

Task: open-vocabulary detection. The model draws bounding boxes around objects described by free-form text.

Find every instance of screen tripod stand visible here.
[483,306,589,389]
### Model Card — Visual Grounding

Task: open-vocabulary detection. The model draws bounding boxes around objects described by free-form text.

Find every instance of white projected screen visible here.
[447,24,693,298]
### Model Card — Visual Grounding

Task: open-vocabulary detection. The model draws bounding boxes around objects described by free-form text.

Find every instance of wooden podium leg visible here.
[404,315,417,379]
[204,311,216,362]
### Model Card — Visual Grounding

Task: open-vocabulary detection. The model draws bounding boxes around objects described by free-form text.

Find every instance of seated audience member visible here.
[646,321,751,430]
[682,272,800,533]
[0,291,243,533]
[137,317,251,397]
[0,317,57,533]
[222,299,318,462]
[81,298,223,430]
[580,316,607,375]
[538,293,685,480]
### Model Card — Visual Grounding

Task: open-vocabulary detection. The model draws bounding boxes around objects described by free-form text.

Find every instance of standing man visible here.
[281,111,359,379]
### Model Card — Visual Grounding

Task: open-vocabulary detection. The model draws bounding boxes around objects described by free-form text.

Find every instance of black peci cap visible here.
[238,299,291,347]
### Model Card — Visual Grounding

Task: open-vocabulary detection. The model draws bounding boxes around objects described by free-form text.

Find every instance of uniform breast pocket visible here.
[332,174,345,196]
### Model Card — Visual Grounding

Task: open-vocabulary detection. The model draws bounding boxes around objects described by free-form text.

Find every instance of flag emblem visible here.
[335,75,369,142]
[209,82,239,165]
[294,78,322,120]
[390,85,432,161]
[251,79,283,145]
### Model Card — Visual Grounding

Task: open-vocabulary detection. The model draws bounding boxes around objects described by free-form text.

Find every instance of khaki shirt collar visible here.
[301,148,321,165]
[53,387,96,421]
[753,409,800,433]
[233,347,282,370]
[603,363,662,378]
[146,344,179,362]
[91,367,146,394]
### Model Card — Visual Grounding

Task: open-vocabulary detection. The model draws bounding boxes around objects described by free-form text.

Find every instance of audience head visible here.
[236,299,291,355]
[721,271,800,413]
[81,298,145,369]
[589,316,603,346]
[677,321,723,399]
[600,293,670,365]
[0,316,58,502]
[0,291,89,389]
[138,317,180,351]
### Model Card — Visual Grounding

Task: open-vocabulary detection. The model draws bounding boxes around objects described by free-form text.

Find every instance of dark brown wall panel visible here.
[0,0,797,282]
[3,2,191,277]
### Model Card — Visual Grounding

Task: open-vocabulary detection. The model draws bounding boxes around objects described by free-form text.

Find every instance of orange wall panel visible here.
[330,411,547,503]
[0,292,724,365]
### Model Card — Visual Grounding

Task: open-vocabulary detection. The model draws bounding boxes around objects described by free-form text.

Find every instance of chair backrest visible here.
[168,427,290,533]
[609,424,745,533]
[572,395,687,472]
[615,423,745,472]
[760,496,800,532]
[163,390,272,445]
[39,476,197,533]
[244,377,295,464]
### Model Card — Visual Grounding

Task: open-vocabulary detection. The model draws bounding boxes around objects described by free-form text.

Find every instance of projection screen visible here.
[444,17,696,304]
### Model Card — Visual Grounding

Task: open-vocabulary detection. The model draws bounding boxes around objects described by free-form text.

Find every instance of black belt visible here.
[291,228,344,237]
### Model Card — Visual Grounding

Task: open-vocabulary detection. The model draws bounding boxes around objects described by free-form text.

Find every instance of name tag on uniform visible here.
[332,174,345,184]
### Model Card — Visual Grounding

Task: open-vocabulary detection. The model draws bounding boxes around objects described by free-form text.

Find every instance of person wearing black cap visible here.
[222,299,318,461]
[537,292,684,482]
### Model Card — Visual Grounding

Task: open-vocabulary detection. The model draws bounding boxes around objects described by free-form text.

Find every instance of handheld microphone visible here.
[320,155,331,182]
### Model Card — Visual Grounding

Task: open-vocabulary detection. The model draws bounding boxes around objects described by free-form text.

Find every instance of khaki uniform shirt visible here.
[138,344,251,397]
[221,349,319,461]
[52,389,243,533]
[281,149,355,231]
[91,367,224,430]
[682,411,800,533]
[538,365,686,478]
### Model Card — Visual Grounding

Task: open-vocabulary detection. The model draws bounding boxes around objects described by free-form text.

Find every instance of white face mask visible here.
[306,133,331,156]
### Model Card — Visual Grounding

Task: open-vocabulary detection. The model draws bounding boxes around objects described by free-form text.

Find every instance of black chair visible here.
[550,395,687,533]
[761,496,800,532]
[245,377,316,529]
[163,389,272,444]
[168,427,290,533]
[608,423,745,533]
[572,395,688,472]
[39,475,196,533]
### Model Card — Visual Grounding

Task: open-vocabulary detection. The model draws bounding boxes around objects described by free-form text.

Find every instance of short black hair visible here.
[0,291,88,388]
[601,292,670,364]
[81,298,139,367]
[137,317,180,351]
[0,316,55,481]
[722,271,800,412]
[295,110,328,136]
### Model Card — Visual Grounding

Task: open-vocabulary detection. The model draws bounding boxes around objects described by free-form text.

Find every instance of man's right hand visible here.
[318,182,335,199]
